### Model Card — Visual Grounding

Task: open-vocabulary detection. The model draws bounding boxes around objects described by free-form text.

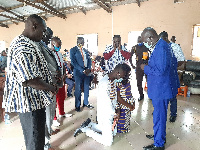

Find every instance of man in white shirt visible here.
[74,63,131,146]
[170,36,185,66]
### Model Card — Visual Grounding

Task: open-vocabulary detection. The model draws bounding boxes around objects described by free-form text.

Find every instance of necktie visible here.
[55,52,62,67]
[80,47,84,62]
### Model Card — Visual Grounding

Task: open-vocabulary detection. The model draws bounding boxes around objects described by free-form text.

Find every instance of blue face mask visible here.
[54,46,61,52]
[143,42,152,49]
[114,78,123,83]
[138,43,143,47]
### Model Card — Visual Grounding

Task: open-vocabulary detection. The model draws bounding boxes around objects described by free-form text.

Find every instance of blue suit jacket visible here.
[70,46,91,77]
[144,39,173,100]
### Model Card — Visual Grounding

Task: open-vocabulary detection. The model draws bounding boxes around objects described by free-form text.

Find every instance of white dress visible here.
[83,75,117,146]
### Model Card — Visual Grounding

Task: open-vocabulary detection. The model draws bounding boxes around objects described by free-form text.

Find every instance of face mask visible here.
[114,78,123,83]
[138,43,143,47]
[78,44,83,48]
[54,46,61,52]
[143,42,152,49]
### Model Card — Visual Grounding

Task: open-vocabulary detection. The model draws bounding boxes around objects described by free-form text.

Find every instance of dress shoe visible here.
[80,118,91,128]
[169,116,176,122]
[59,113,72,118]
[146,134,154,140]
[83,104,94,109]
[75,107,81,112]
[138,95,144,101]
[146,135,166,143]
[67,93,73,97]
[74,118,91,137]
[74,128,82,137]
[143,144,165,150]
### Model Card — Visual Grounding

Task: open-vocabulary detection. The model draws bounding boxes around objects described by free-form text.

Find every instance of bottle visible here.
[4,113,11,124]
[187,90,190,97]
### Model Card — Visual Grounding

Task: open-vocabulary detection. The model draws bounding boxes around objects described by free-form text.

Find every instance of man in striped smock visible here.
[2,14,58,150]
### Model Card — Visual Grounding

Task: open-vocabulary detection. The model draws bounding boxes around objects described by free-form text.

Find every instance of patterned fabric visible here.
[116,82,135,133]
[53,51,64,75]
[104,45,128,73]
[3,35,53,113]
[170,42,185,61]
[117,82,135,109]
[38,41,59,85]
[108,79,117,109]
[117,109,131,133]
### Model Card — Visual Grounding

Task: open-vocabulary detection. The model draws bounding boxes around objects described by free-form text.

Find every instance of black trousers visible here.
[19,108,46,150]
[136,67,145,97]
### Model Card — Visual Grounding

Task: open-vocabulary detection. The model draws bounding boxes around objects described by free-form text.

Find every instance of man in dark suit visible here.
[129,36,149,101]
[70,37,93,112]
[141,27,174,150]
[64,61,75,97]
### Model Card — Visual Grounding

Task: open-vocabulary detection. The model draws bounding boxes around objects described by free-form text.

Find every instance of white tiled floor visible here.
[1,71,200,150]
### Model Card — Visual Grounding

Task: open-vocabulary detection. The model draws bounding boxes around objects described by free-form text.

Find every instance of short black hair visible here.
[77,37,84,41]
[159,31,168,38]
[51,36,61,43]
[113,35,121,40]
[46,27,53,36]
[114,63,131,74]
[26,14,44,25]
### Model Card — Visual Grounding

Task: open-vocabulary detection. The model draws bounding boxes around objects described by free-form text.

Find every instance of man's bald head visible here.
[26,14,44,26]
[141,27,159,47]
[23,14,46,42]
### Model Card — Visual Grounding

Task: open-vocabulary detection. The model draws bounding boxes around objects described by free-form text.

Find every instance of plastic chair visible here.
[177,85,188,97]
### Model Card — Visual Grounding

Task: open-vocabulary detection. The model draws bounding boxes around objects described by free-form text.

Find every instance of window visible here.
[127,31,142,51]
[127,31,142,67]
[77,34,98,55]
[0,41,5,54]
[192,25,200,58]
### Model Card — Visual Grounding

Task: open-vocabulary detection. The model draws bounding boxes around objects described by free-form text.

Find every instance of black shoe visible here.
[138,95,144,101]
[74,128,82,137]
[75,107,81,112]
[146,134,154,140]
[146,135,166,143]
[80,118,91,128]
[67,93,73,97]
[83,104,94,109]
[169,116,176,122]
[143,144,165,150]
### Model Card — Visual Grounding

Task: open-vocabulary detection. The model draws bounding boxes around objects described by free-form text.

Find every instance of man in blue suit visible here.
[141,27,174,150]
[70,37,94,112]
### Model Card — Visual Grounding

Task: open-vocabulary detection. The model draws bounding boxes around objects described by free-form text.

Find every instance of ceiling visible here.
[0,0,148,28]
